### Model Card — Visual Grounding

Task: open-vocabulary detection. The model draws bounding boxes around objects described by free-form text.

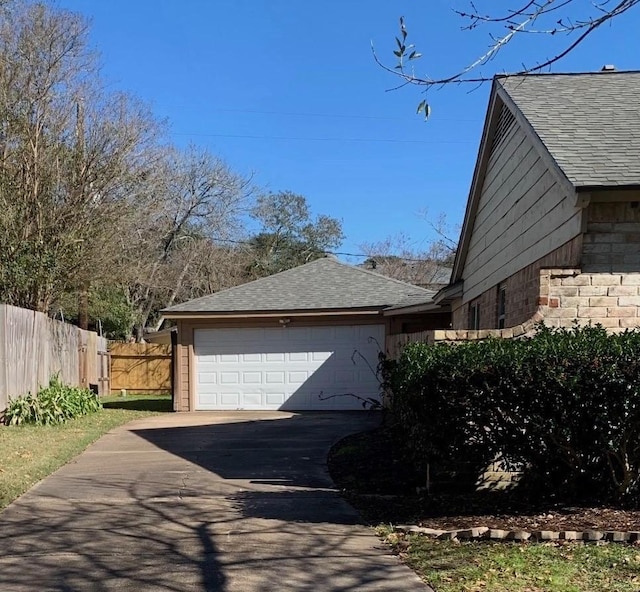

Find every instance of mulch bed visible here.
[328,427,640,533]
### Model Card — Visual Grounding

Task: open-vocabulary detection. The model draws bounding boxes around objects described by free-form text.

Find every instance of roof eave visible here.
[576,183,640,193]
[161,307,388,320]
[383,302,450,316]
[434,281,463,305]
[451,79,502,283]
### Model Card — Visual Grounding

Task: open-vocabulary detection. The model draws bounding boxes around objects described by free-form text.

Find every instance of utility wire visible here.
[155,105,478,123]
[209,236,444,263]
[170,131,473,144]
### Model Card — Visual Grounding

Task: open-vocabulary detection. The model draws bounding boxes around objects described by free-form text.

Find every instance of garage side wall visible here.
[173,315,390,412]
[174,320,190,411]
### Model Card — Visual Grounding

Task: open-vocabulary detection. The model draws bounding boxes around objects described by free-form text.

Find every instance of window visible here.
[497,285,506,329]
[470,301,480,330]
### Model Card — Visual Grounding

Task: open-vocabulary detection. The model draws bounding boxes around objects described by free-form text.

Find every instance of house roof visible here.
[162,256,435,315]
[451,70,640,285]
[498,71,640,188]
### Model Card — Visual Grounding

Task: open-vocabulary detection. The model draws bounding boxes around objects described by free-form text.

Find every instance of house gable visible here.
[453,82,583,305]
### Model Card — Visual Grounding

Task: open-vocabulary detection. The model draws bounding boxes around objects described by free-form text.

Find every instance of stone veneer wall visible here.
[390,268,640,353]
[451,236,583,330]
[541,269,640,329]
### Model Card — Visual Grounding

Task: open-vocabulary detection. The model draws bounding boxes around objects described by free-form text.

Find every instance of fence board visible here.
[110,343,172,394]
[386,331,433,359]
[0,304,108,410]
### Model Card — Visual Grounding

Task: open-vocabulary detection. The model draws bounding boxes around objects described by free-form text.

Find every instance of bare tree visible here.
[359,233,453,288]
[119,145,253,338]
[375,1,638,116]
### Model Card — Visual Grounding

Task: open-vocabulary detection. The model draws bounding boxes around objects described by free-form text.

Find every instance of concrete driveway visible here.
[0,411,428,591]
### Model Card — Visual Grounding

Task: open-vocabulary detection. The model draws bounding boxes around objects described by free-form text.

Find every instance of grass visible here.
[378,527,640,592]
[0,394,171,510]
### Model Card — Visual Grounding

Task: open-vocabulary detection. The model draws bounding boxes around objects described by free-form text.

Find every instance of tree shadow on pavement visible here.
[0,412,427,591]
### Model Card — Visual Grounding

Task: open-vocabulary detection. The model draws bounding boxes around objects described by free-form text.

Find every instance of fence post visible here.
[78,330,88,388]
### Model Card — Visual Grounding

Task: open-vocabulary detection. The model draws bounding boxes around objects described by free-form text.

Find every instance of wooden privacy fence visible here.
[110,343,172,394]
[0,304,109,410]
[386,331,433,359]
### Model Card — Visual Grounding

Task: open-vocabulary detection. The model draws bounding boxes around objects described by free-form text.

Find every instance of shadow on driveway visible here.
[0,412,428,591]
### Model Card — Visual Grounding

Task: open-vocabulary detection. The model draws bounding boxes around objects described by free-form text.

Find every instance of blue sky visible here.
[56,0,639,260]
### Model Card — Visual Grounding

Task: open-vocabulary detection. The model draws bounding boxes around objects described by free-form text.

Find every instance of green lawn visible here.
[0,394,171,510]
[379,527,640,592]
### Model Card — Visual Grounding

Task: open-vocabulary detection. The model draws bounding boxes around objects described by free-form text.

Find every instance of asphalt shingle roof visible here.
[163,257,434,314]
[498,71,640,188]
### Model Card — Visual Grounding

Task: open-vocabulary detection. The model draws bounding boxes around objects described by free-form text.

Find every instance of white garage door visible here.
[194,325,385,410]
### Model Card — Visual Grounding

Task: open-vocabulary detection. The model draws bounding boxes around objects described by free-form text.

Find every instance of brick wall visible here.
[452,235,582,330]
[584,202,640,272]
[391,270,640,356]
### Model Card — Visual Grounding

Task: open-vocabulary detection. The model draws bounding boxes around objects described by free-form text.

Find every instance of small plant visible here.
[5,375,102,426]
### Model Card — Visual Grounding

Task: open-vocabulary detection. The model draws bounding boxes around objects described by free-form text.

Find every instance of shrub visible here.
[5,375,102,426]
[383,324,640,504]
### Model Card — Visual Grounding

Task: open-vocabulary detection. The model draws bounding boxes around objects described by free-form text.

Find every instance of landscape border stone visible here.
[393,524,640,544]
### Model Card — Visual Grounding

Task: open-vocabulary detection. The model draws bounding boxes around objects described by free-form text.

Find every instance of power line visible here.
[209,236,438,262]
[170,131,473,144]
[156,105,478,123]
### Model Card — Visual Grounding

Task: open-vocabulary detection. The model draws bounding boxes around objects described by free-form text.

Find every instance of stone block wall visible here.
[542,269,640,330]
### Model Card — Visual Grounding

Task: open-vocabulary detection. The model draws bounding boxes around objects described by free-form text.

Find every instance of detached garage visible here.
[162,257,442,411]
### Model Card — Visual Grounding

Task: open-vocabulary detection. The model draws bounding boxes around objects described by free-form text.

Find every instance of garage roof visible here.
[163,256,435,315]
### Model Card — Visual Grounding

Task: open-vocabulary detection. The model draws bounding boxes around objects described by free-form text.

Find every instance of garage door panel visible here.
[242,353,261,363]
[242,371,261,384]
[265,371,285,384]
[243,392,262,406]
[220,354,240,363]
[220,393,240,406]
[266,392,286,406]
[194,325,384,410]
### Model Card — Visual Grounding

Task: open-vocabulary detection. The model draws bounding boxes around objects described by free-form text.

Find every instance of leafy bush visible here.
[5,375,102,426]
[382,324,640,504]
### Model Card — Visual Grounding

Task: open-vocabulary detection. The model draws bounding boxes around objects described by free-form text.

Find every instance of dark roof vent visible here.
[601,65,616,71]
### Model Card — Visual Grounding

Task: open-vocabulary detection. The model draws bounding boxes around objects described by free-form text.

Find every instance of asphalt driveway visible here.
[0,411,428,591]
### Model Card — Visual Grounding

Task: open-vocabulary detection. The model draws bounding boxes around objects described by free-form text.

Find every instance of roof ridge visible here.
[496,70,640,80]
[335,258,434,293]
[162,256,436,314]
[164,257,335,309]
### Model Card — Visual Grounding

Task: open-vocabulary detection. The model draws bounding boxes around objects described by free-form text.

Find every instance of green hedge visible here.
[5,375,102,426]
[382,324,640,504]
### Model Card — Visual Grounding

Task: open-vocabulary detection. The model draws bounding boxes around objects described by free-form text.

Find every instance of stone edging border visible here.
[394,525,640,543]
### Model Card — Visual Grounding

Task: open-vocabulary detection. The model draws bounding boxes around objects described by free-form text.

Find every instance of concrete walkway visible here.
[0,411,428,591]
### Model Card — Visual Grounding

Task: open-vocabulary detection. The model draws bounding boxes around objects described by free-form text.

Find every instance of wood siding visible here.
[462,121,582,304]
